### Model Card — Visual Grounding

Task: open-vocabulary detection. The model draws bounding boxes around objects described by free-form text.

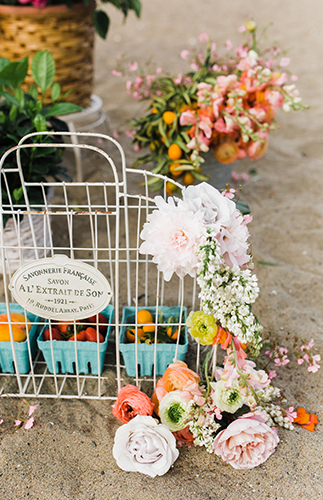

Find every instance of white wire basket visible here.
[0,132,202,400]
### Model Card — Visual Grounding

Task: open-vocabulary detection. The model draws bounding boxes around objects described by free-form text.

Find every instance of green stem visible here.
[204,351,211,400]
[231,340,260,404]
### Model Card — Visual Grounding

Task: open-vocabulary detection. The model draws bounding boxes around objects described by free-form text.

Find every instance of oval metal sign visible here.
[9,255,113,320]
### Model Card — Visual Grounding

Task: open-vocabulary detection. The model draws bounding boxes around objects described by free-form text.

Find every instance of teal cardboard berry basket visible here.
[119,306,188,377]
[37,305,114,375]
[0,303,41,374]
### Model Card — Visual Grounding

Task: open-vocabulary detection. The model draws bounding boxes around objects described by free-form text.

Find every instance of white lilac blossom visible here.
[210,380,246,414]
[159,390,193,432]
[189,407,221,453]
[113,415,179,478]
[255,404,294,430]
[139,195,204,281]
[196,234,262,347]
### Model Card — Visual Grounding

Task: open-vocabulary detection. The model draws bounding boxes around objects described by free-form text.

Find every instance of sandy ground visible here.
[1,0,323,498]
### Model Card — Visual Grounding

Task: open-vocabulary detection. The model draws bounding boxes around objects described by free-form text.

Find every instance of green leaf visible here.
[0,111,6,124]
[93,10,110,39]
[2,91,21,107]
[9,105,18,123]
[0,57,28,88]
[13,187,23,202]
[43,102,82,117]
[0,58,10,73]
[28,84,38,100]
[147,176,163,186]
[51,82,61,102]
[257,260,279,267]
[107,0,121,8]
[14,87,24,106]
[129,0,142,17]
[193,170,209,181]
[31,50,55,94]
[33,113,48,132]
[235,200,250,215]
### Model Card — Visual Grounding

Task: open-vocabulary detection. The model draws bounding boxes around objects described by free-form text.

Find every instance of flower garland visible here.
[112,182,320,475]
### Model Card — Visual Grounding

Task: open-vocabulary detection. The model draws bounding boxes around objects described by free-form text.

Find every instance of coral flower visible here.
[173,425,194,445]
[294,407,318,432]
[112,385,154,424]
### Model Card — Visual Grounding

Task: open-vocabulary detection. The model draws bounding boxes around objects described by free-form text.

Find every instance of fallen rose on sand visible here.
[113,415,179,477]
[212,411,279,470]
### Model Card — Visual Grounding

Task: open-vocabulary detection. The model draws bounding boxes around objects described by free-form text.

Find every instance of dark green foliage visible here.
[0,50,82,227]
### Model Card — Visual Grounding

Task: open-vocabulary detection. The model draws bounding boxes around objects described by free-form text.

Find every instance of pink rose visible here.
[213,411,279,469]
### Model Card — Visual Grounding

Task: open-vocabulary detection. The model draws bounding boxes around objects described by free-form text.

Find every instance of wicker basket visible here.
[0,4,95,108]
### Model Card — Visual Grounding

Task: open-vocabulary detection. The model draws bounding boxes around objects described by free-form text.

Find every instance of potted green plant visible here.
[0,0,142,106]
[0,49,81,272]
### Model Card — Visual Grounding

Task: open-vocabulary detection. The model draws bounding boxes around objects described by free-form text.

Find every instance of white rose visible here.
[182,182,235,233]
[113,415,179,478]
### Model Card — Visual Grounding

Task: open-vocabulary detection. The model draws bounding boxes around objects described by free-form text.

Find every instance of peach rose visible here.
[112,385,154,424]
[213,411,279,469]
[152,361,200,415]
[162,361,200,392]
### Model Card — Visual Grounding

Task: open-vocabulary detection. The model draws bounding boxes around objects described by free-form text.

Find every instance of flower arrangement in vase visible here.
[113,20,307,190]
[111,182,320,475]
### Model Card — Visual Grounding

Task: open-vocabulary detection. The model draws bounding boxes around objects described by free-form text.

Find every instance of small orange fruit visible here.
[166,181,178,195]
[168,144,182,161]
[151,107,158,114]
[136,309,153,325]
[142,323,156,334]
[126,328,145,343]
[0,313,31,342]
[183,171,195,186]
[169,163,183,178]
[162,111,176,125]
[167,326,179,340]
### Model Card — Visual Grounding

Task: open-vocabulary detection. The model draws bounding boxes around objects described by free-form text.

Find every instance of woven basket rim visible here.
[0,3,92,15]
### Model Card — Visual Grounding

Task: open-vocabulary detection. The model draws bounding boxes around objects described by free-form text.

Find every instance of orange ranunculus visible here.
[294,407,318,432]
[112,384,154,424]
[173,425,195,446]
[213,140,239,165]
[162,360,200,393]
[151,361,200,415]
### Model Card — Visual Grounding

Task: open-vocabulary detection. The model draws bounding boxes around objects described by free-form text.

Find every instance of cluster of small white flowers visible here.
[256,404,294,430]
[282,84,303,112]
[256,385,281,403]
[189,409,221,453]
[196,234,262,346]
